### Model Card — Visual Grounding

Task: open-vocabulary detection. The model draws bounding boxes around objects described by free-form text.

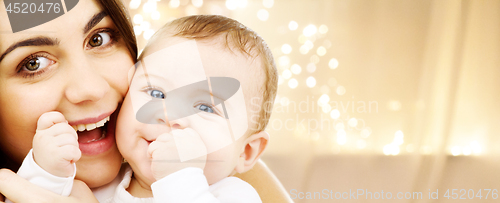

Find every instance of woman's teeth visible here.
[72,116,110,132]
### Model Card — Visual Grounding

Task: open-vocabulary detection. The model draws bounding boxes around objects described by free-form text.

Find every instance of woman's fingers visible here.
[0,169,97,203]
[0,169,58,203]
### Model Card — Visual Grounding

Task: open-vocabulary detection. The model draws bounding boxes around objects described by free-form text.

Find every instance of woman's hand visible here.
[0,169,98,203]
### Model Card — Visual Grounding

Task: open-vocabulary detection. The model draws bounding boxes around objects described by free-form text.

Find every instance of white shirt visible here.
[10,149,262,203]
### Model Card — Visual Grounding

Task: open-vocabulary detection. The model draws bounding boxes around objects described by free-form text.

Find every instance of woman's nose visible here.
[64,60,110,104]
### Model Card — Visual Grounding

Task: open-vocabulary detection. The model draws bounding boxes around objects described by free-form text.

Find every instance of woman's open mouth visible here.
[72,116,109,143]
[69,112,117,156]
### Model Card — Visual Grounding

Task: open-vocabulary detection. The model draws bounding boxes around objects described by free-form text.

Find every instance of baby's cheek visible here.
[189,115,234,154]
[204,146,239,184]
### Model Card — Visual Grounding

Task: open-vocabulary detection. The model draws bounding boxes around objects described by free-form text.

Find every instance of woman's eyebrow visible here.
[83,11,108,34]
[0,11,108,63]
[0,37,59,63]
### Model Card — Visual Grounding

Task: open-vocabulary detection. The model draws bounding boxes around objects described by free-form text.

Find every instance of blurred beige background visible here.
[127,0,500,202]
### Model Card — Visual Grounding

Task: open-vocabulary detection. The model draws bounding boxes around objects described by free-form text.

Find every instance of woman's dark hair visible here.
[96,0,138,61]
[0,0,138,170]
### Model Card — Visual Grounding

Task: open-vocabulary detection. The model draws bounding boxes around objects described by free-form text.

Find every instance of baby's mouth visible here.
[72,116,109,144]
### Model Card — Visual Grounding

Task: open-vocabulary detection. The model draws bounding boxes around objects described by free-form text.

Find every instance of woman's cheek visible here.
[0,82,62,163]
[100,50,135,98]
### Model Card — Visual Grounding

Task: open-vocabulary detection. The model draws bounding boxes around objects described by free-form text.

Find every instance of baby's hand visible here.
[147,128,207,181]
[32,112,81,177]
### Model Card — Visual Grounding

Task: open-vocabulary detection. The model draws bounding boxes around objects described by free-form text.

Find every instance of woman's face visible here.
[0,0,134,188]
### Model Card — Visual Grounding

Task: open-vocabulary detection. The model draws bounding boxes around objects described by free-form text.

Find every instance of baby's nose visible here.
[136,98,166,125]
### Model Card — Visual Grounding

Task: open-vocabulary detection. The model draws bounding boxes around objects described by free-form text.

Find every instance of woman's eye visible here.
[23,56,52,71]
[149,89,165,99]
[89,32,111,47]
[196,104,215,114]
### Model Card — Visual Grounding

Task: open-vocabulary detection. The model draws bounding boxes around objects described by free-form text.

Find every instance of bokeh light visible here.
[225,0,238,10]
[281,44,292,54]
[336,130,347,145]
[336,86,346,95]
[299,45,309,54]
[306,76,316,88]
[143,29,155,40]
[192,0,203,8]
[129,0,141,9]
[319,24,329,34]
[142,1,156,13]
[290,64,302,75]
[133,14,143,24]
[280,97,290,106]
[209,4,223,15]
[237,0,248,8]
[263,0,274,8]
[322,104,332,113]
[330,109,340,119]
[383,144,400,156]
[357,140,367,149]
[360,128,372,138]
[310,55,320,64]
[288,78,298,89]
[318,94,330,105]
[279,56,290,66]
[462,146,472,156]
[303,24,317,37]
[388,100,402,111]
[169,0,180,8]
[451,146,461,156]
[298,35,307,44]
[288,21,298,30]
[329,58,339,69]
[317,46,327,56]
[320,85,330,94]
[306,63,316,73]
[133,25,142,35]
[257,9,269,21]
[151,11,160,20]
[282,69,292,79]
[304,40,314,49]
[348,118,358,127]
[185,5,199,16]
[140,21,151,31]
[394,131,404,145]
[335,122,345,131]
[470,141,482,154]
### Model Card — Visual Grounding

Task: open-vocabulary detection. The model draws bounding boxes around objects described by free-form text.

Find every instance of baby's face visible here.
[116,36,262,185]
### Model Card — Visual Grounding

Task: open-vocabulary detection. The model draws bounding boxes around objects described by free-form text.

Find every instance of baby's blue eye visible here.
[149,90,165,99]
[196,104,214,113]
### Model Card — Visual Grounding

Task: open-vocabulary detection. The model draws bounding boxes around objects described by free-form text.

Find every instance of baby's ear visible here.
[235,131,270,174]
